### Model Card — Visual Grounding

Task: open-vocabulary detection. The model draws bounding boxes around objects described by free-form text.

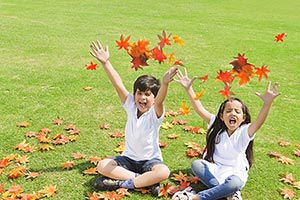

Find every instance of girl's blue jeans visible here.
[191,160,244,200]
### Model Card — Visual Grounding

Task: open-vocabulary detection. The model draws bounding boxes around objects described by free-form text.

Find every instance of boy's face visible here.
[134,89,155,115]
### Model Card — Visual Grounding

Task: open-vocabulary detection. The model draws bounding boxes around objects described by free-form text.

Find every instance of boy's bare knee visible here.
[96,158,116,175]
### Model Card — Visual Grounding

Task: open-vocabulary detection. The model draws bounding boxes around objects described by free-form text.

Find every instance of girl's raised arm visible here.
[175,68,211,123]
[248,82,280,137]
[90,40,129,104]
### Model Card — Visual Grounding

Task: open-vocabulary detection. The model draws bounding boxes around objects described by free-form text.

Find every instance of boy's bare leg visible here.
[97,158,136,180]
[133,164,170,188]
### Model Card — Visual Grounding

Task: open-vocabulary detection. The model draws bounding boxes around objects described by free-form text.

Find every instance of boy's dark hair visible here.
[204,97,254,168]
[133,75,161,97]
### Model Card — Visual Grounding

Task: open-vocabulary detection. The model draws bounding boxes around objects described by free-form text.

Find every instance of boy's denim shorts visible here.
[113,156,165,174]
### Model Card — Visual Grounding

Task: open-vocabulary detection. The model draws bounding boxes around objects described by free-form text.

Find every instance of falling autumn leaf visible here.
[180,101,189,116]
[275,33,287,42]
[86,61,97,70]
[219,84,234,99]
[158,30,171,48]
[116,34,131,50]
[255,65,270,82]
[193,89,206,100]
[216,70,234,84]
[173,34,184,46]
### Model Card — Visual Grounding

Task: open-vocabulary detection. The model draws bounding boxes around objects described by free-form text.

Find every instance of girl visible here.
[172,68,280,200]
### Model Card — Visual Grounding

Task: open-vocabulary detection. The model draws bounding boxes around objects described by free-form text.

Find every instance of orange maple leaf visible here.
[219,84,234,99]
[280,188,295,199]
[173,34,184,46]
[280,173,294,185]
[52,118,64,125]
[40,185,57,198]
[168,52,176,65]
[109,131,125,138]
[180,101,189,115]
[83,167,98,175]
[193,89,206,100]
[0,157,10,168]
[158,183,172,198]
[72,152,86,160]
[186,149,200,158]
[104,191,124,200]
[167,133,179,139]
[116,35,131,51]
[61,161,75,170]
[89,156,102,165]
[278,156,294,165]
[17,121,29,128]
[39,144,54,151]
[172,171,188,183]
[9,165,27,179]
[100,123,111,129]
[25,171,41,180]
[87,191,104,200]
[255,65,270,82]
[8,183,23,195]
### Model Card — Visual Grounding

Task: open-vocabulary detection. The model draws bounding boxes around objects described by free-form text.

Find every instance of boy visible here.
[90,40,178,196]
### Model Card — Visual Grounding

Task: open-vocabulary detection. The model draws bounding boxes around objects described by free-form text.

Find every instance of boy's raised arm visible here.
[248,82,280,137]
[90,40,129,104]
[154,66,179,118]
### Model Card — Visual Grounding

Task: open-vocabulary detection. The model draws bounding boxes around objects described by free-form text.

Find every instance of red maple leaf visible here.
[116,34,131,50]
[158,30,171,48]
[130,55,149,70]
[255,65,270,82]
[275,33,287,42]
[186,149,200,158]
[104,191,124,200]
[199,75,208,84]
[151,46,167,64]
[216,70,234,84]
[230,53,248,72]
[85,61,97,70]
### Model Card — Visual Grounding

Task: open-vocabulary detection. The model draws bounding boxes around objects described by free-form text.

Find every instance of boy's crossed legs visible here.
[95,156,170,196]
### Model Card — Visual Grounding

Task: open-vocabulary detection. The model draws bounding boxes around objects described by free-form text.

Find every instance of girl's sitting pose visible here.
[172,68,280,200]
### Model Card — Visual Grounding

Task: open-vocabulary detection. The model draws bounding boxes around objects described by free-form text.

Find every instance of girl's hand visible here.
[255,81,280,105]
[90,40,110,64]
[174,68,197,90]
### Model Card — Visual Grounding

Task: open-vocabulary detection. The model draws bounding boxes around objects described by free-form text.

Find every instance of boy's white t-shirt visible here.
[121,94,164,161]
[203,114,255,186]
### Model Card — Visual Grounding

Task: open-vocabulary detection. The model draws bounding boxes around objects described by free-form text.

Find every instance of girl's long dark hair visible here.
[204,97,254,167]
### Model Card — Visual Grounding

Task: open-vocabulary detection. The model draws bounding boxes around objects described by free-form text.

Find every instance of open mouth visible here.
[139,102,147,109]
[229,118,237,125]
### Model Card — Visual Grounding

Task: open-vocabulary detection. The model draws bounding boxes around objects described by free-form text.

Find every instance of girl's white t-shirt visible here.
[203,114,255,186]
[121,94,164,161]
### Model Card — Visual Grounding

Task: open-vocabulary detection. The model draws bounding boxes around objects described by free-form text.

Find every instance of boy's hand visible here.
[255,81,280,105]
[174,68,197,90]
[162,66,179,84]
[90,40,110,64]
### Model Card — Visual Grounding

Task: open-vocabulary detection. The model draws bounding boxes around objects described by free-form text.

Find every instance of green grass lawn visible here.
[1,0,300,199]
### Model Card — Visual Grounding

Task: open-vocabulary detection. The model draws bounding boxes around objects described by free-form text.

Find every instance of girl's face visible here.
[220,100,246,135]
[134,89,155,117]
